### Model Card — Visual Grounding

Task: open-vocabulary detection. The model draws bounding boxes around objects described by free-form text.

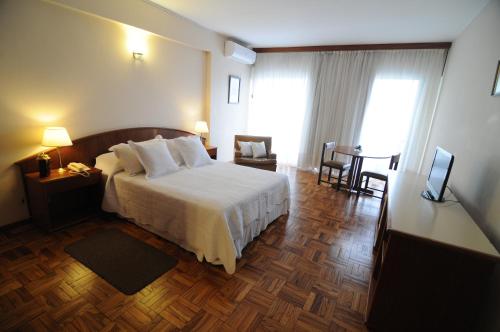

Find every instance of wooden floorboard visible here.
[0,166,381,331]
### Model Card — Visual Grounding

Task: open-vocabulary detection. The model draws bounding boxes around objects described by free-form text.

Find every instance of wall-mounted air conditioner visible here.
[224,40,256,65]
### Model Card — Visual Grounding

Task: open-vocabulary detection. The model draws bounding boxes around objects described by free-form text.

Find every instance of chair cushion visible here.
[235,157,277,165]
[361,170,388,181]
[237,141,253,157]
[323,160,351,170]
[251,141,267,158]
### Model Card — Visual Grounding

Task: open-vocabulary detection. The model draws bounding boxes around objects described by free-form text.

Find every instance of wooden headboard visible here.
[15,127,202,174]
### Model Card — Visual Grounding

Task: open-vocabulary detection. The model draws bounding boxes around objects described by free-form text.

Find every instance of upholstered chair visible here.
[233,135,277,172]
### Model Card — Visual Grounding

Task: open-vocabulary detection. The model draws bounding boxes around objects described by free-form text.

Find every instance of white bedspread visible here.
[102,162,290,274]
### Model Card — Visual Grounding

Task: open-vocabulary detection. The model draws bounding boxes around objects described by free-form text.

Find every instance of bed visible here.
[16,127,289,274]
[103,161,289,274]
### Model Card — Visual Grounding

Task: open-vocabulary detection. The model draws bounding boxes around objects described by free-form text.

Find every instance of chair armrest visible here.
[234,150,242,158]
[268,153,277,160]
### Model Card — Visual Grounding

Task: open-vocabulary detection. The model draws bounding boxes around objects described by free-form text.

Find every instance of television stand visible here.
[420,189,437,201]
[366,171,499,332]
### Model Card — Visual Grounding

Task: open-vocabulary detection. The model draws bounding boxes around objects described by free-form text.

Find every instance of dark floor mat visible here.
[65,229,177,295]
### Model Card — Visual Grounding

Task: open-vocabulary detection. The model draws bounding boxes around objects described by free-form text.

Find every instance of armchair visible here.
[234,135,277,172]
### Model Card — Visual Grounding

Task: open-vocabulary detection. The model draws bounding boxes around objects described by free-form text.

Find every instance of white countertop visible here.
[387,171,499,258]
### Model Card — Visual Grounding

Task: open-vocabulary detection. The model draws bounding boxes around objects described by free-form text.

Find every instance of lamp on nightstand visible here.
[41,127,73,173]
[194,121,209,145]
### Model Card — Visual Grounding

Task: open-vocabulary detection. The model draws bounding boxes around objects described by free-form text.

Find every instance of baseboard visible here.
[0,218,32,232]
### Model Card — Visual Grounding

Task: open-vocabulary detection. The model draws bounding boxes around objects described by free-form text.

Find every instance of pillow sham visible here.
[154,134,186,166]
[175,135,212,168]
[95,152,123,177]
[109,143,144,175]
[238,141,253,157]
[128,139,179,179]
[251,141,267,158]
[166,137,186,166]
[109,137,161,176]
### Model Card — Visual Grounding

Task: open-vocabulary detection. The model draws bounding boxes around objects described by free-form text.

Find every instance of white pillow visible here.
[166,137,186,166]
[95,152,123,177]
[109,137,162,176]
[109,143,144,176]
[175,136,212,168]
[154,134,184,166]
[238,141,253,157]
[251,141,267,158]
[128,139,179,179]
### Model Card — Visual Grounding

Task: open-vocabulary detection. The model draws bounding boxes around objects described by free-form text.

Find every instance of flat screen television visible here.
[421,147,454,202]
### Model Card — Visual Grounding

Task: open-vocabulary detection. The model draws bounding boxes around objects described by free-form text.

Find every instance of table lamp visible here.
[41,127,73,173]
[194,121,209,144]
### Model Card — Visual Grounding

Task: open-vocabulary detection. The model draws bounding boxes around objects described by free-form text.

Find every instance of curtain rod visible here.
[253,42,452,53]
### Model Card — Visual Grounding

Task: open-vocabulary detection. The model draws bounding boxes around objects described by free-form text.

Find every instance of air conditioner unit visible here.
[224,40,256,65]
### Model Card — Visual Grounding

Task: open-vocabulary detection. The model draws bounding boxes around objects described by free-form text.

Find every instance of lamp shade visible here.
[194,121,209,134]
[41,127,73,147]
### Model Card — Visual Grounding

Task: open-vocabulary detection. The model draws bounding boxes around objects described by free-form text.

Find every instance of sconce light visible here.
[126,26,148,60]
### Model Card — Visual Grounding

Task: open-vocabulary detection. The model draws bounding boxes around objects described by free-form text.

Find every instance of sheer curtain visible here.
[376,50,446,172]
[298,51,376,169]
[248,53,318,166]
[360,49,446,172]
[249,49,446,171]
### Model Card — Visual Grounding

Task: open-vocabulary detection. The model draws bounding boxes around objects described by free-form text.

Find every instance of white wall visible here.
[0,0,250,226]
[423,0,500,249]
[51,0,251,161]
[422,2,500,329]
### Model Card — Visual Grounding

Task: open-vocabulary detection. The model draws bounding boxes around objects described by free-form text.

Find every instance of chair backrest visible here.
[389,153,401,170]
[321,141,336,163]
[234,135,272,155]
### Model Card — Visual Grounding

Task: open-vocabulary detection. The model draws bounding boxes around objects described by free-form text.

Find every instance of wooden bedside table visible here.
[206,145,217,160]
[24,168,102,231]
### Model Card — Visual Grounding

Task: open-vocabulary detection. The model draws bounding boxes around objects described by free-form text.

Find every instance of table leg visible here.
[355,157,364,197]
[346,157,354,194]
[347,156,358,196]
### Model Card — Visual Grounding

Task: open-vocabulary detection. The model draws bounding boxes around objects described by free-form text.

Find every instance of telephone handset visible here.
[67,162,90,177]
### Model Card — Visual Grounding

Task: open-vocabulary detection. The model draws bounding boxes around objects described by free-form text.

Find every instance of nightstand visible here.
[24,168,102,231]
[206,145,217,160]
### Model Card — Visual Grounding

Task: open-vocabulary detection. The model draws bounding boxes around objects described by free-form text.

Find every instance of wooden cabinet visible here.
[24,168,102,231]
[366,171,499,332]
[206,145,217,160]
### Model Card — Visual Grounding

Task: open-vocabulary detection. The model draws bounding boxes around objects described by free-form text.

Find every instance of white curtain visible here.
[249,49,446,171]
[299,51,376,169]
[248,53,318,165]
[371,49,446,172]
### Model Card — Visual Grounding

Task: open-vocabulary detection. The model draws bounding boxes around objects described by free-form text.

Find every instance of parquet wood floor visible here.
[0,167,381,331]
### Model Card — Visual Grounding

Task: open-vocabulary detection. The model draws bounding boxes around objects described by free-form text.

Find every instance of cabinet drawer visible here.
[45,173,100,194]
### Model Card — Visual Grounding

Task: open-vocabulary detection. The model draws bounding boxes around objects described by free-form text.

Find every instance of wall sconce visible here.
[126,26,148,60]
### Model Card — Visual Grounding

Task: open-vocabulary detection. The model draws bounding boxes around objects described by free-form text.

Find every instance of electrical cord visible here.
[443,185,459,203]
[69,170,90,178]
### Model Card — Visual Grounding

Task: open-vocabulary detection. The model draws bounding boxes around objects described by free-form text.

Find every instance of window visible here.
[248,76,312,166]
[358,78,420,172]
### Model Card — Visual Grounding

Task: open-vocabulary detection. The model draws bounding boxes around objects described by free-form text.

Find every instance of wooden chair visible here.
[317,141,351,190]
[233,135,277,172]
[357,153,400,198]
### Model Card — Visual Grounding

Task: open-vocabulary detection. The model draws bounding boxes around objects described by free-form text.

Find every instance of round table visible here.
[333,145,395,195]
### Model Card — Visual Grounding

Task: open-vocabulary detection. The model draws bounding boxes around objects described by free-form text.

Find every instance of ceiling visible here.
[148,0,488,47]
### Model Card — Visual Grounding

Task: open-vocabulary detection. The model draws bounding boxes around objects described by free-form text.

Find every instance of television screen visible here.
[424,147,454,202]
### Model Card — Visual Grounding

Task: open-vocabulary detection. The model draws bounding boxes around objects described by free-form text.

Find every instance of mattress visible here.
[102,162,290,274]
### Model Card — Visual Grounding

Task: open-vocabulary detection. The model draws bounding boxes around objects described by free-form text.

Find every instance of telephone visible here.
[67,162,90,177]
